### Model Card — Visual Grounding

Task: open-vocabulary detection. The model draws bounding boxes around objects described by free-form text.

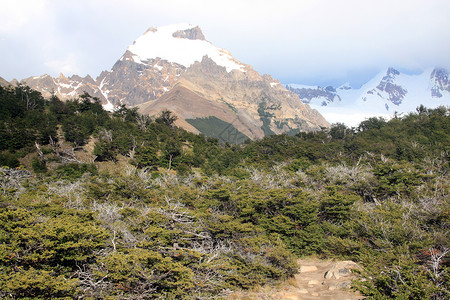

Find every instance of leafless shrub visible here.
[136,114,152,131]
[416,196,446,216]
[46,180,86,209]
[0,167,32,196]
[57,148,83,163]
[428,247,449,284]
[91,201,137,247]
[74,264,112,298]
[98,129,113,142]
[136,167,153,184]
[152,170,179,188]
[380,154,390,163]
[325,163,374,186]
[124,165,138,177]
[91,201,122,224]
[127,136,137,159]
[245,163,298,189]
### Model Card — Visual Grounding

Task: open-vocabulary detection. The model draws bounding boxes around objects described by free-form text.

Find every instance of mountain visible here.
[286,67,450,127]
[19,24,328,141]
[0,76,10,87]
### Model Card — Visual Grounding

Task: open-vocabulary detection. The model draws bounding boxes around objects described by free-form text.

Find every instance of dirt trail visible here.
[229,258,365,300]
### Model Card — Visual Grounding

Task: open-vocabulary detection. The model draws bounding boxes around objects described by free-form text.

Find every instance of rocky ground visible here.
[229,258,365,300]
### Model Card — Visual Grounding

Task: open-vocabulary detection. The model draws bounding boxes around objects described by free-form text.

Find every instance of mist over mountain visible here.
[287,67,450,127]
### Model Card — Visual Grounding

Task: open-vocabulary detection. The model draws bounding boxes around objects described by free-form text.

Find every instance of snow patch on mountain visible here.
[126,24,245,73]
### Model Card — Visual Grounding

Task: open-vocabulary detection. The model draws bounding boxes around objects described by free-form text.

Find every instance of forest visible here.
[0,84,448,299]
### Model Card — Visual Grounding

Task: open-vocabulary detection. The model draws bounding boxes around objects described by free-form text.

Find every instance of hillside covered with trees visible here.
[0,85,449,299]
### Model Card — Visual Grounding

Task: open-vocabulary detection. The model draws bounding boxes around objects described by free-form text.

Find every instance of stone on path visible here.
[308,279,320,285]
[324,261,360,280]
[298,288,309,294]
[299,265,318,273]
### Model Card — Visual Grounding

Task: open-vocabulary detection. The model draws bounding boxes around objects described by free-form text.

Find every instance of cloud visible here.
[0,0,49,34]
[44,53,80,76]
[1,0,449,85]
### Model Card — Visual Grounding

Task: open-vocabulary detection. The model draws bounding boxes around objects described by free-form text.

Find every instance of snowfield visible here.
[127,24,246,73]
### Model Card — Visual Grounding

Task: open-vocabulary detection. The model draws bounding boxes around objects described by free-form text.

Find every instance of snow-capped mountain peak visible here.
[16,23,329,140]
[125,24,246,73]
[287,67,450,127]
[365,67,407,105]
[430,67,450,98]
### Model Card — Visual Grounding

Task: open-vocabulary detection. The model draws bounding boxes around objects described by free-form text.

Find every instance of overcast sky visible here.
[1,0,449,87]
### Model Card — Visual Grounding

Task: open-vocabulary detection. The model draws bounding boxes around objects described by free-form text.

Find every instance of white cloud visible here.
[0,0,49,34]
[0,0,449,85]
[44,53,80,76]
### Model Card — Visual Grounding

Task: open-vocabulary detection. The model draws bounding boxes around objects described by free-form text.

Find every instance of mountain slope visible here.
[0,76,10,87]
[19,24,328,140]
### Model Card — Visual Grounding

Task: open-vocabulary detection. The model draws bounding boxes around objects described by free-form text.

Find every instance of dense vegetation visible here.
[0,84,448,299]
[185,116,249,144]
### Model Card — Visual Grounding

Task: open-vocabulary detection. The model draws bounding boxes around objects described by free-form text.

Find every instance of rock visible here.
[328,281,352,290]
[299,265,318,273]
[172,26,206,40]
[311,292,319,296]
[279,294,300,300]
[324,261,360,280]
[298,288,309,294]
[308,280,320,285]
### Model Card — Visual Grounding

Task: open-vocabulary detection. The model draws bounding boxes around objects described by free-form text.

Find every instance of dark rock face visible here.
[430,68,450,98]
[97,51,186,106]
[286,85,341,105]
[375,82,407,105]
[172,26,206,40]
[370,68,407,105]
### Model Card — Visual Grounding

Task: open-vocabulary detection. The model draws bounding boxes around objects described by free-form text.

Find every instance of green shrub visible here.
[32,157,47,173]
[0,152,19,168]
[56,163,97,180]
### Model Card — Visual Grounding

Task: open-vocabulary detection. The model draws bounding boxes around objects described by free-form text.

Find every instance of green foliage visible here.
[0,206,108,299]
[0,85,56,152]
[55,163,97,180]
[374,162,424,199]
[0,85,448,298]
[319,186,359,224]
[0,207,108,266]
[134,144,158,168]
[354,247,449,299]
[155,109,177,128]
[0,151,20,168]
[32,157,47,173]
[186,116,249,144]
[258,101,277,136]
[96,249,195,298]
[0,267,78,299]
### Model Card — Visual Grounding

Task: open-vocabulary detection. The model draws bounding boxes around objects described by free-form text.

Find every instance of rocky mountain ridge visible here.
[286,67,450,126]
[286,85,342,106]
[15,24,328,141]
[0,76,9,87]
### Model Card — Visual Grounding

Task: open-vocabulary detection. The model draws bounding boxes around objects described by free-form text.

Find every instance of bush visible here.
[56,163,97,180]
[0,152,19,168]
[32,157,47,173]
